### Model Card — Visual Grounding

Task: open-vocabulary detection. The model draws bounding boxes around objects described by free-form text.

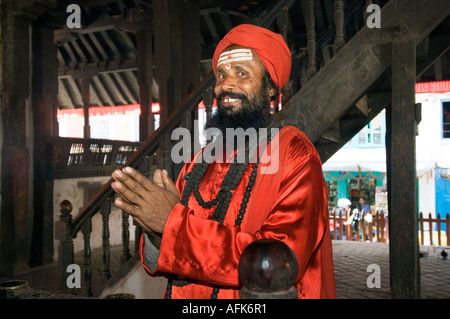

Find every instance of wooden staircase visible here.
[54,0,450,297]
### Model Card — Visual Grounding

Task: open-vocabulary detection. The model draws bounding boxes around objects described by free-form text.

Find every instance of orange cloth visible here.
[212,24,292,90]
[140,126,336,299]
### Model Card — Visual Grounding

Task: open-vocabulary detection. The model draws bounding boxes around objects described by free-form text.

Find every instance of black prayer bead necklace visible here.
[165,127,274,299]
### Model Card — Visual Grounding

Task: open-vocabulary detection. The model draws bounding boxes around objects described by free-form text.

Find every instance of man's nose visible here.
[220,74,236,91]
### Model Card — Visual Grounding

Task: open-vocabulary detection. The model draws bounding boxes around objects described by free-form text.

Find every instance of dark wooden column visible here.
[386,38,420,298]
[153,0,200,122]
[82,77,91,138]
[30,24,59,266]
[180,0,201,98]
[136,27,154,141]
[153,0,181,122]
[0,3,32,275]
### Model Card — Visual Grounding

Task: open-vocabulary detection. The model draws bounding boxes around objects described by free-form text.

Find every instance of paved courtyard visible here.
[1,240,449,299]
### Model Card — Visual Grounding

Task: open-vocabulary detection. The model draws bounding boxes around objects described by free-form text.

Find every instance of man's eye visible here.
[238,71,247,77]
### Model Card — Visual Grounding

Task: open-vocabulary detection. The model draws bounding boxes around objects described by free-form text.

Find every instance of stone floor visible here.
[332,240,450,299]
[1,240,449,299]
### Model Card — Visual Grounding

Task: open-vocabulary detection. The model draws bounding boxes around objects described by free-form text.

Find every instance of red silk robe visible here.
[140,126,336,298]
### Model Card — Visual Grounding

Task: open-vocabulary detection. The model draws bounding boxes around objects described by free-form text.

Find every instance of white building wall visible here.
[415,92,450,217]
[323,91,449,217]
[416,92,450,167]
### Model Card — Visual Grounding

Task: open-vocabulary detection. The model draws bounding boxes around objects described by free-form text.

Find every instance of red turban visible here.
[212,24,291,90]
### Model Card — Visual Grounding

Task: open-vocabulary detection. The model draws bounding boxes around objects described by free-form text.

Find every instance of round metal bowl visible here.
[0,280,29,299]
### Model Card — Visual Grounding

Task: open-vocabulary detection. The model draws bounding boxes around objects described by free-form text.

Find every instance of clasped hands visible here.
[111,167,180,236]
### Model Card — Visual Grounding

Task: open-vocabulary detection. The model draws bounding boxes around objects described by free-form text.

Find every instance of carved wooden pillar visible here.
[334,0,345,51]
[55,200,74,293]
[81,218,93,296]
[277,5,289,43]
[100,198,112,280]
[153,0,200,122]
[153,0,182,122]
[30,24,59,266]
[153,0,200,179]
[0,2,33,275]
[180,0,201,98]
[121,211,131,262]
[302,0,317,79]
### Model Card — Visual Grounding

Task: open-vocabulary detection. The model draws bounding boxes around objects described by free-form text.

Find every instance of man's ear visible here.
[267,87,277,100]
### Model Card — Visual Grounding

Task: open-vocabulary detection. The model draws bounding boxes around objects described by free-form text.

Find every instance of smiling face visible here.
[214,45,276,114]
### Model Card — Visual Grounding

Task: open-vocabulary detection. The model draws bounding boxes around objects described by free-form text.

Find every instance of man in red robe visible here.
[111,24,336,299]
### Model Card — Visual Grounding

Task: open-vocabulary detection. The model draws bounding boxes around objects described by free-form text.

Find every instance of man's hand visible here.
[111,167,180,234]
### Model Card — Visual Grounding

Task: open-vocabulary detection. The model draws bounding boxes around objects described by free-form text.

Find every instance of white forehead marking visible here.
[217,48,253,68]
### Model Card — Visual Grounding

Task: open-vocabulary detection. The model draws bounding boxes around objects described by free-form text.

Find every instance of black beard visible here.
[205,90,275,134]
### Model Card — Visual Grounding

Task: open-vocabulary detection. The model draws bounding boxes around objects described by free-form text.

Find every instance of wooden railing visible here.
[419,212,450,246]
[54,0,377,296]
[329,210,450,246]
[49,136,141,178]
[329,208,389,243]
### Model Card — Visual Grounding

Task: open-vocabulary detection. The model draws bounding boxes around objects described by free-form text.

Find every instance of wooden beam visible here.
[63,42,78,63]
[14,0,57,21]
[87,77,104,106]
[98,73,122,105]
[70,38,89,63]
[87,32,109,60]
[203,13,220,43]
[58,58,137,78]
[432,56,443,81]
[64,77,83,107]
[91,75,115,106]
[387,38,420,299]
[78,33,102,62]
[416,33,450,81]
[122,71,139,102]
[111,71,135,104]
[119,30,136,54]
[57,78,74,108]
[219,11,234,31]
[100,30,121,59]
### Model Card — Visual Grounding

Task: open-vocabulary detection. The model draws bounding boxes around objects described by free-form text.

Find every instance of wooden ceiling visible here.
[19,0,448,109]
